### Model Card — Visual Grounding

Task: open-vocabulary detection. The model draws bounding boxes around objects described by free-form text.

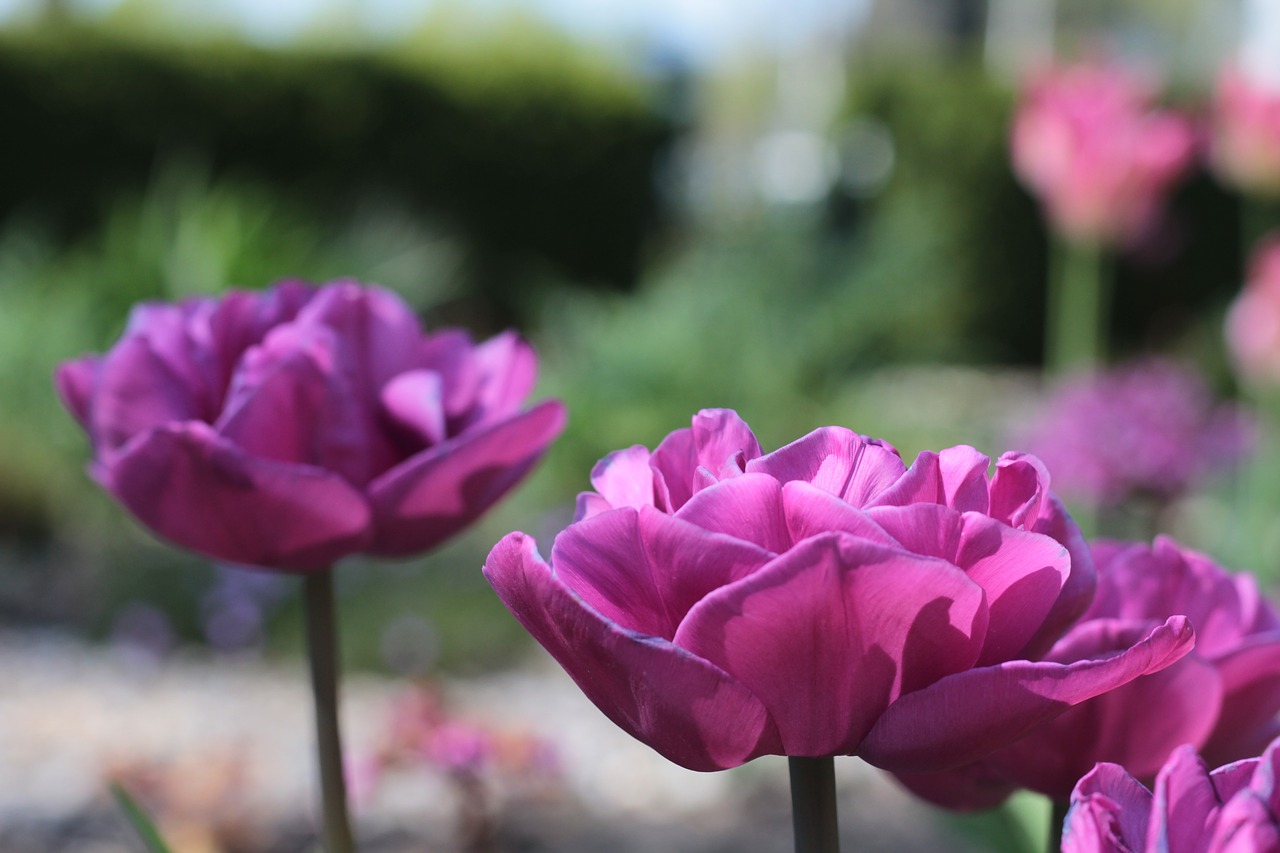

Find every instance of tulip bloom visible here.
[1227,237,1280,388]
[894,536,1280,809]
[1011,63,1195,248]
[1211,66,1280,197]
[55,280,566,571]
[484,409,1195,773]
[1063,737,1280,852]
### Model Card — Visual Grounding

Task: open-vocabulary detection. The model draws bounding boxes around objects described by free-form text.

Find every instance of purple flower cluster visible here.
[1016,359,1252,508]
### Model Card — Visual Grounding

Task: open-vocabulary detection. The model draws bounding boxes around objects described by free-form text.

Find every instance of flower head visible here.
[484,409,1194,772]
[1011,63,1196,248]
[1227,236,1280,388]
[894,536,1280,809]
[1211,65,1280,197]
[1016,359,1252,508]
[1063,736,1280,852]
[55,280,565,571]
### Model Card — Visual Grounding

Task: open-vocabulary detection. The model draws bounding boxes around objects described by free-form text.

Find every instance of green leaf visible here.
[110,783,176,853]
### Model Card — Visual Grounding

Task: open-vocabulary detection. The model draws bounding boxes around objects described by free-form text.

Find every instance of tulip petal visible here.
[691,408,761,480]
[483,532,781,771]
[868,504,1070,665]
[747,427,905,506]
[381,369,448,447]
[869,446,992,511]
[987,452,1051,528]
[1150,746,1224,853]
[780,481,900,547]
[103,421,372,570]
[859,616,1196,773]
[54,356,99,430]
[582,445,657,517]
[675,473,791,553]
[1022,494,1096,659]
[1200,635,1280,766]
[295,281,426,389]
[368,400,566,556]
[1062,762,1153,853]
[90,333,207,453]
[466,331,538,426]
[550,507,772,639]
[675,533,987,757]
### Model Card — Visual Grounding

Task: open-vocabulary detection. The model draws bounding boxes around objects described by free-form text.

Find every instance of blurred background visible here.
[0,0,1273,850]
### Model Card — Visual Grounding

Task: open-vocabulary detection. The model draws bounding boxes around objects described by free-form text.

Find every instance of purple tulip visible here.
[894,536,1280,809]
[55,280,566,571]
[484,409,1195,773]
[1062,737,1280,852]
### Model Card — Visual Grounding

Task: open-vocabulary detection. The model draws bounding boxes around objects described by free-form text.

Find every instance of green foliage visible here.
[111,783,176,853]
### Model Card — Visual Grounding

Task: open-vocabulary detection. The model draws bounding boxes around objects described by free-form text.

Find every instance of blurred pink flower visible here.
[894,536,1280,809]
[1011,63,1196,248]
[1211,66,1280,196]
[55,280,565,571]
[485,409,1195,773]
[1063,736,1280,852]
[1227,236,1280,387]
[1016,358,1252,507]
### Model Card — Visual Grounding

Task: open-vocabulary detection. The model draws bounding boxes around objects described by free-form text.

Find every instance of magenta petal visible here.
[1062,763,1153,853]
[549,507,772,639]
[675,533,987,757]
[54,357,99,430]
[367,400,567,556]
[780,482,900,547]
[892,763,1019,812]
[467,331,538,423]
[746,427,905,506]
[295,281,425,388]
[584,445,657,516]
[1205,794,1280,852]
[691,408,761,479]
[483,533,781,771]
[90,334,206,453]
[381,369,447,446]
[1200,636,1280,766]
[1022,494,1096,659]
[987,452,1051,527]
[1149,746,1223,853]
[103,421,372,570]
[649,426,695,511]
[936,445,993,513]
[869,504,1069,665]
[674,473,791,553]
[858,616,1196,773]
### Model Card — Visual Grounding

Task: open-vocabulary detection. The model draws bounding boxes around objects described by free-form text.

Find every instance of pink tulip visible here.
[1011,63,1196,248]
[894,536,1280,809]
[1062,737,1280,852]
[484,409,1195,772]
[1226,236,1280,387]
[55,280,566,571]
[1211,66,1280,196]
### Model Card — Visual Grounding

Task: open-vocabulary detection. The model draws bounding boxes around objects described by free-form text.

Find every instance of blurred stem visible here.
[1045,238,1107,375]
[1049,798,1069,851]
[789,757,840,853]
[305,569,356,853]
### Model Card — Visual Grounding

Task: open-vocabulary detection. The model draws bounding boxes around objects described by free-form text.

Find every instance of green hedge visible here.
[0,28,672,292]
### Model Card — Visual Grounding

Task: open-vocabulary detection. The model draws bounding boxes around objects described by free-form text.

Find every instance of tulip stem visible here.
[1045,237,1107,375]
[789,756,840,853]
[1049,797,1069,852]
[305,568,356,853]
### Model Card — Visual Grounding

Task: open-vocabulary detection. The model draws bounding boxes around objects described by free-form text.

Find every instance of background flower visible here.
[484,409,1194,773]
[55,279,566,571]
[1011,63,1195,248]
[1063,736,1280,852]
[1227,237,1280,388]
[1211,65,1280,197]
[1015,358,1252,509]
[893,536,1280,809]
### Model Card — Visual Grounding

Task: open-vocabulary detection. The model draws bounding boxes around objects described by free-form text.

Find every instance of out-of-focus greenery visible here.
[0,25,671,305]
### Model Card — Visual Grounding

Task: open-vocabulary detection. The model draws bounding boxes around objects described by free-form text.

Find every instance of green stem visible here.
[789,757,840,853]
[305,569,356,853]
[1049,798,1069,852]
[1045,238,1107,375]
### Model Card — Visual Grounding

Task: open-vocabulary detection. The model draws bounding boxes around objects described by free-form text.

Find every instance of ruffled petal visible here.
[90,332,206,453]
[858,616,1196,773]
[367,400,566,556]
[294,281,426,390]
[1200,635,1280,766]
[1149,746,1225,853]
[465,331,538,426]
[690,408,761,480]
[868,504,1070,665]
[102,421,372,570]
[780,481,900,547]
[674,473,791,553]
[53,356,99,430]
[746,427,905,506]
[582,445,657,518]
[674,533,987,757]
[1062,762,1153,853]
[549,507,772,639]
[483,533,781,771]
[1022,494,1096,660]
